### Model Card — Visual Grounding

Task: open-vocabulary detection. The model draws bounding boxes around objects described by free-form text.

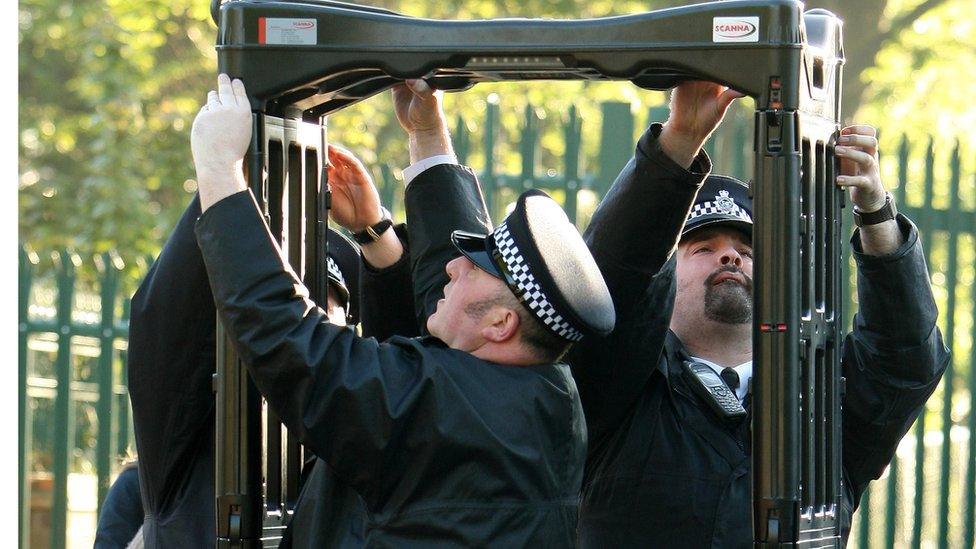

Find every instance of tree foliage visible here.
[20,0,216,272]
[18,0,972,284]
[857,0,975,141]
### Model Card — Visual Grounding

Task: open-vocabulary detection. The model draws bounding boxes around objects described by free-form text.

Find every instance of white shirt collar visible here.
[689,356,752,402]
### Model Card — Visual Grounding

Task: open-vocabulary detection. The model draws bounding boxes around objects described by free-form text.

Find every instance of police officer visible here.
[571,81,949,546]
[128,147,414,547]
[190,74,615,545]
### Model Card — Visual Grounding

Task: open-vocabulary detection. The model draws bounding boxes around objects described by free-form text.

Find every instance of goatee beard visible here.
[703,266,753,324]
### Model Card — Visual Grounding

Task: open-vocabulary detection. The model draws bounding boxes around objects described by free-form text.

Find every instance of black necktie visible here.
[721,367,740,394]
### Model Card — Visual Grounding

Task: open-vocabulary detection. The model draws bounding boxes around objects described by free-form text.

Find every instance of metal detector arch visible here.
[210,1,846,546]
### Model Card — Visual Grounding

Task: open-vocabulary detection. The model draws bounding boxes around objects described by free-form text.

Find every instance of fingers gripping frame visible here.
[211,1,846,546]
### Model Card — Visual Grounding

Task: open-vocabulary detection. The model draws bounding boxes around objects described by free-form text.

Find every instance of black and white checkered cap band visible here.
[492,222,584,342]
[686,195,752,225]
[326,256,345,289]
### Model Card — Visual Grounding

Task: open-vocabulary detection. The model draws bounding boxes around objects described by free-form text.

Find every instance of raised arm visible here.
[190,75,436,501]
[194,189,433,500]
[127,194,216,527]
[833,124,949,504]
[841,214,948,495]
[325,144,419,339]
[584,81,741,312]
[391,80,491,328]
[327,144,403,270]
[570,81,742,442]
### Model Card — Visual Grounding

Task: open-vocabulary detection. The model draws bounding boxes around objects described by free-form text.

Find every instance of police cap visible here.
[683,174,753,239]
[451,189,615,342]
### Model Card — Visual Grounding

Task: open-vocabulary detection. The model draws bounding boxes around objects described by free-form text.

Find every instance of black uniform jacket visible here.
[285,224,422,549]
[569,124,949,547]
[194,183,587,546]
[128,196,417,548]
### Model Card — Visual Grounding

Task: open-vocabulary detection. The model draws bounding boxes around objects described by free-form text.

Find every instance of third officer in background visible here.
[572,81,949,547]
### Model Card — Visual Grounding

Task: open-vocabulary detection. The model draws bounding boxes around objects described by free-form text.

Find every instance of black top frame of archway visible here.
[209,1,847,547]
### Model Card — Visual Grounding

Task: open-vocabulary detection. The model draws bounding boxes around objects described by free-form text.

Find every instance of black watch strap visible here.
[352,208,393,244]
[853,193,897,227]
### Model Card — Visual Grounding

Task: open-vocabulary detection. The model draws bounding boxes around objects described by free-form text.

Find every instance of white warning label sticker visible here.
[259,18,317,45]
[712,17,760,43]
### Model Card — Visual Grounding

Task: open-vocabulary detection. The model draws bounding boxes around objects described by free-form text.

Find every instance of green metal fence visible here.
[847,138,976,549]
[19,100,973,548]
[19,249,136,549]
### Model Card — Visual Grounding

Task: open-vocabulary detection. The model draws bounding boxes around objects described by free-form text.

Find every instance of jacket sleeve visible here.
[568,124,709,443]
[195,190,436,501]
[359,224,421,340]
[403,164,491,330]
[127,195,216,515]
[841,213,949,503]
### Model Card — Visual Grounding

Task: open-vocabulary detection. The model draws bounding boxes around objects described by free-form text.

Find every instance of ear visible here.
[480,306,520,344]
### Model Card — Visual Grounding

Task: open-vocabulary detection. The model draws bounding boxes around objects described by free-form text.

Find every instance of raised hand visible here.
[834,125,886,213]
[835,124,903,255]
[327,144,384,232]
[391,79,446,134]
[391,79,454,163]
[659,80,745,169]
[191,74,252,211]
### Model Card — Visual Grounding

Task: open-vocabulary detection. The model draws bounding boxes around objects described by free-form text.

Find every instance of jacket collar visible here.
[662,330,751,469]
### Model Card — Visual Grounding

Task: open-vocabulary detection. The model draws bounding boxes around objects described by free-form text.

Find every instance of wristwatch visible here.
[352,208,393,244]
[852,193,897,227]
